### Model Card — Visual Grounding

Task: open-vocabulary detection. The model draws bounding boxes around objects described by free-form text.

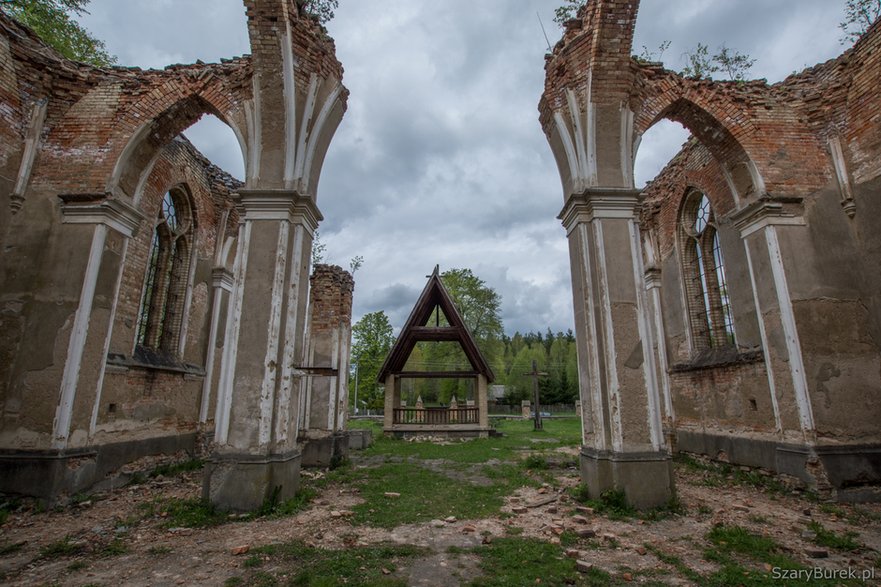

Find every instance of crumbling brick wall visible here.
[639,19,881,445]
[96,137,240,441]
[301,264,354,437]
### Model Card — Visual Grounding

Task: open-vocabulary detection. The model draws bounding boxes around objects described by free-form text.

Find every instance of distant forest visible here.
[398,329,579,407]
[350,268,579,409]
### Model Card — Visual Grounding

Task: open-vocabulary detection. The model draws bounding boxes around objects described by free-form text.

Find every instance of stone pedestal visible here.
[203,451,301,512]
[559,190,672,509]
[580,448,674,509]
[205,191,319,511]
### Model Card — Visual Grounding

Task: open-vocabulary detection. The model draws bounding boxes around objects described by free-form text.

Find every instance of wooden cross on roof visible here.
[377,265,495,383]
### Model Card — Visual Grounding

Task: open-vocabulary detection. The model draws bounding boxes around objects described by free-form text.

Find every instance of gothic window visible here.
[135,188,194,356]
[679,190,734,351]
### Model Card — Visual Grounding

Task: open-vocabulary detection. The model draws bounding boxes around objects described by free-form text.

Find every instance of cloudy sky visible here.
[79,0,847,335]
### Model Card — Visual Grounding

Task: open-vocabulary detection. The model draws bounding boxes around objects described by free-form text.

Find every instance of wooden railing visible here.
[393,407,479,425]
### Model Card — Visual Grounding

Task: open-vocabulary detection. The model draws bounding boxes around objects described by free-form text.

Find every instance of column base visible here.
[202,450,301,512]
[301,432,350,468]
[580,447,675,510]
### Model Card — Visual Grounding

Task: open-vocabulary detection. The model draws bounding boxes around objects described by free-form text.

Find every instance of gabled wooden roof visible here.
[377,266,495,383]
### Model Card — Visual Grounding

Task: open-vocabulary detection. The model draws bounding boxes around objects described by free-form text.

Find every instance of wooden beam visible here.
[395,371,479,379]
[408,326,462,341]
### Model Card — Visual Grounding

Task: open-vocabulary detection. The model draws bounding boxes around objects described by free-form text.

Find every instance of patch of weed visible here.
[244,554,264,568]
[256,486,317,518]
[248,541,423,586]
[100,539,128,557]
[147,498,227,528]
[67,560,88,571]
[0,541,25,556]
[807,521,861,551]
[522,454,549,470]
[224,577,244,587]
[675,454,790,495]
[150,458,203,478]
[644,544,702,583]
[469,537,605,586]
[40,536,84,559]
[148,545,172,555]
[575,488,636,520]
[704,524,850,586]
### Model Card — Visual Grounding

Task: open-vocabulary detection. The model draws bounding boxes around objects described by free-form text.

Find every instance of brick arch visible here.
[40,64,251,199]
[106,74,250,202]
[635,85,763,203]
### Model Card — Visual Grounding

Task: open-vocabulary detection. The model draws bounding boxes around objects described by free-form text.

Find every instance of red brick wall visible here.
[98,137,240,436]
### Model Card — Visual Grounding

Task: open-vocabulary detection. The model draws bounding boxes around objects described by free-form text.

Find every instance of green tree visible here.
[439,268,504,360]
[0,0,116,66]
[680,43,755,81]
[351,311,395,410]
[311,231,326,266]
[296,0,338,25]
[840,0,881,44]
[553,0,585,27]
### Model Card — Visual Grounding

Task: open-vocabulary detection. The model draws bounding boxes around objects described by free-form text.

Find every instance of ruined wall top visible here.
[0,1,349,199]
[308,264,354,330]
[538,0,881,202]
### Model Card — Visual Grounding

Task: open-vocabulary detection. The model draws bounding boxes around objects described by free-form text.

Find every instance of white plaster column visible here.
[559,188,674,509]
[204,189,319,511]
[644,259,674,427]
[199,268,235,423]
[732,200,814,442]
[55,195,144,449]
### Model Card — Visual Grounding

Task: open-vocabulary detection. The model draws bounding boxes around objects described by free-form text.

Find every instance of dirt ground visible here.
[1,448,880,587]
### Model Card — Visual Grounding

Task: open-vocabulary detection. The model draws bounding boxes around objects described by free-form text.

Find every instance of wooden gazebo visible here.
[379,267,495,437]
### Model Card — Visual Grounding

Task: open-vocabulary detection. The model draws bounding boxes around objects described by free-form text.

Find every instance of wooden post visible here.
[524,360,548,431]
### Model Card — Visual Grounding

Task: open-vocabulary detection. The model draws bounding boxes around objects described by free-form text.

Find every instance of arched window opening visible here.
[136,187,194,357]
[633,118,691,188]
[679,190,734,351]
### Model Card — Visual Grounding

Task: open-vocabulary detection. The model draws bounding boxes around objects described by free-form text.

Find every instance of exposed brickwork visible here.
[308,264,354,335]
[640,138,732,259]
[110,136,241,362]
[540,4,881,203]
[0,1,352,503]
[541,1,881,494]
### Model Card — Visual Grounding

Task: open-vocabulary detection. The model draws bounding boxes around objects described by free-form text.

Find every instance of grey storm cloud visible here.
[79,0,848,335]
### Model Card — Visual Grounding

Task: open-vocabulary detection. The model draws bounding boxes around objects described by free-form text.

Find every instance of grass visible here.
[360,418,582,464]
[0,541,25,556]
[40,536,84,559]
[703,524,855,587]
[243,540,426,586]
[148,545,172,555]
[468,536,611,586]
[807,521,861,551]
[316,418,582,528]
[675,454,790,494]
[332,460,529,527]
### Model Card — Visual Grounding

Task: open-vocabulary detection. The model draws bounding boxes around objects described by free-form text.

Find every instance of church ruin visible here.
[0,0,879,512]
[0,1,352,510]
[541,1,881,505]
